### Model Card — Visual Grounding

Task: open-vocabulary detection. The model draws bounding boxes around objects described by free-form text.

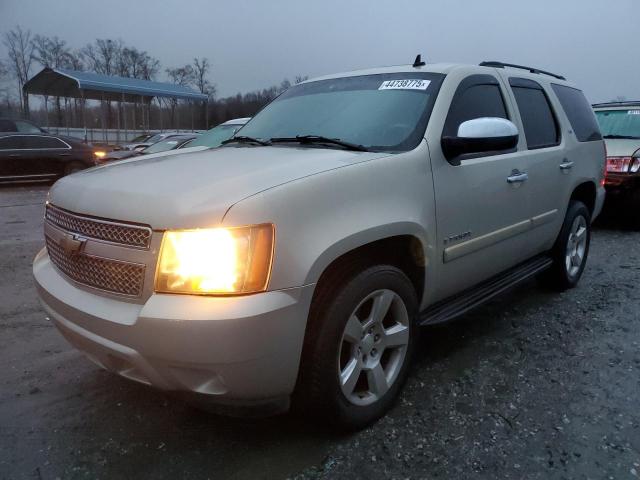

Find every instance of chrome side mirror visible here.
[442,117,519,162]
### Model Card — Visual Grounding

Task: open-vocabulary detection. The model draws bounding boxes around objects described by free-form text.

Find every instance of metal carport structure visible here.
[23,67,209,142]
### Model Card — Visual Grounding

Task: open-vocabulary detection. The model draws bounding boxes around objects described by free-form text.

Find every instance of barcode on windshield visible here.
[379,79,430,91]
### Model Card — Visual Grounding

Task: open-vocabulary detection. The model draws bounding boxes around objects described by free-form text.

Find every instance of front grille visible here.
[45,204,152,249]
[46,235,145,296]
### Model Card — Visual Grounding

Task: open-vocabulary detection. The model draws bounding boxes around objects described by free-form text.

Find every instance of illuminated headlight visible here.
[155,224,274,295]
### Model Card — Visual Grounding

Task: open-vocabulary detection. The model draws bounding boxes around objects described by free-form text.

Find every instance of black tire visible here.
[64,161,85,176]
[295,263,418,430]
[540,200,591,291]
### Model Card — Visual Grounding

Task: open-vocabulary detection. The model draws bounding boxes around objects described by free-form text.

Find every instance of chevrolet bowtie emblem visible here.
[59,233,87,255]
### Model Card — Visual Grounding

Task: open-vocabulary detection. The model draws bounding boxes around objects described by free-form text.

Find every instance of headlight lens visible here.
[155,224,274,295]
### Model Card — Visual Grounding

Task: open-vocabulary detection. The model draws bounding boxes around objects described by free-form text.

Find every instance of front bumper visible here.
[33,248,314,410]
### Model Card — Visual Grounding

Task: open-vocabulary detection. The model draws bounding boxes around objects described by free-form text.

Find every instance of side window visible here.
[15,121,42,133]
[0,136,24,149]
[0,120,17,132]
[442,75,508,138]
[551,84,602,142]
[25,136,68,149]
[510,78,560,149]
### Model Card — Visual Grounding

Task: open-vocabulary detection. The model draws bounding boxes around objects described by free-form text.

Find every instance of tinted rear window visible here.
[551,84,602,142]
[511,80,559,149]
[26,136,68,149]
[0,136,22,149]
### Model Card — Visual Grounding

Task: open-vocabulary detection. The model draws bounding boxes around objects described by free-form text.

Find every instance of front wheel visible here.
[541,200,591,290]
[296,264,417,430]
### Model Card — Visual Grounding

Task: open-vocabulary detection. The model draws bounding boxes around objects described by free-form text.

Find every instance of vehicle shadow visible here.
[594,198,640,231]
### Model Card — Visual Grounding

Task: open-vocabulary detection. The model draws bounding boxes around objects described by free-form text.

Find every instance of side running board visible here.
[419,255,553,326]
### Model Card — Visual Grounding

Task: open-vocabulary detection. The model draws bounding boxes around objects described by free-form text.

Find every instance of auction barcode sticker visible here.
[379,79,431,90]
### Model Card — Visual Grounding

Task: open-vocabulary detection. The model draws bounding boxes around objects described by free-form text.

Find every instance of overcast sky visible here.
[0,0,637,102]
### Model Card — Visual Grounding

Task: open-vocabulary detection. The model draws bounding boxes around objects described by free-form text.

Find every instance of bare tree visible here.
[166,65,194,86]
[166,65,194,127]
[32,35,74,69]
[192,57,215,98]
[82,39,125,128]
[32,35,79,125]
[279,78,291,93]
[3,26,35,116]
[295,75,308,84]
[82,39,123,75]
[116,47,160,80]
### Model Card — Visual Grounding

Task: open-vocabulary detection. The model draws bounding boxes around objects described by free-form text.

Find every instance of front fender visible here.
[222,143,437,304]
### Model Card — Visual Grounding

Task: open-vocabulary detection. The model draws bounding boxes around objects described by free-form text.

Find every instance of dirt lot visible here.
[1,185,639,480]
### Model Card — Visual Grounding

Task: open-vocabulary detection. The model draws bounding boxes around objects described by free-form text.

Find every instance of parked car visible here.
[592,101,640,207]
[0,118,47,134]
[101,134,198,162]
[117,131,183,151]
[181,117,250,149]
[34,59,605,429]
[122,133,154,147]
[0,132,100,183]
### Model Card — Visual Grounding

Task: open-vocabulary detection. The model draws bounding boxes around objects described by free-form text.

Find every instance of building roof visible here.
[24,67,208,102]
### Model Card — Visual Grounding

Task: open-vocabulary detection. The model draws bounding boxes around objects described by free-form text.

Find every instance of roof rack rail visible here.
[479,61,566,81]
[592,101,640,108]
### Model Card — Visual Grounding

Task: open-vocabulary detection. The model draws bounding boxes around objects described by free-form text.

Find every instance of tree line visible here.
[0,26,307,130]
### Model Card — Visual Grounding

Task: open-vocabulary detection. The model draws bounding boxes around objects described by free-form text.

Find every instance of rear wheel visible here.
[296,264,417,430]
[540,200,591,290]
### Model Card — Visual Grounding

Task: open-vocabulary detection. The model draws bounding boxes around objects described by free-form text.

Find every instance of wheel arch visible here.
[305,223,428,306]
[570,181,597,217]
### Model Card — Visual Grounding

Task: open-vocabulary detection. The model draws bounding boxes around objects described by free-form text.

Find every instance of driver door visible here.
[429,74,534,300]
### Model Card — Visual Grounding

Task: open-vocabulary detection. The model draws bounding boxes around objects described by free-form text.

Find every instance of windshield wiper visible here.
[603,134,640,140]
[270,135,368,152]
[221,136,271,146]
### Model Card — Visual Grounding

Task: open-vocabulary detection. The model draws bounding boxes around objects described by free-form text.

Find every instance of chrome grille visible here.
[46,235,145,296]
[45,204,152,249]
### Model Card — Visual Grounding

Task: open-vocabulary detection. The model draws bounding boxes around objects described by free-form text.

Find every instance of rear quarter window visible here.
[551,84,602,142]
[26,136,69,149]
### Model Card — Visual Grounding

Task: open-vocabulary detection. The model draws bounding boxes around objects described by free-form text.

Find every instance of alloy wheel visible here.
[338,289,410,406]
[565,215,588,278]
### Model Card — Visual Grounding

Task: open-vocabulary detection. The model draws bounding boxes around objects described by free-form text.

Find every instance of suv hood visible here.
[49,145,388,229]
[604,138,640,157]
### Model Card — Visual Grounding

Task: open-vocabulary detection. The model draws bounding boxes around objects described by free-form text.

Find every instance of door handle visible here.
[559,160,574,170]
[507,171,528,183]
[8,154,21,157]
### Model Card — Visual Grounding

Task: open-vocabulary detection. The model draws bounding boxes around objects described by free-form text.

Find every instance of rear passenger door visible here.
[0,135,26,178]
[22,135,72,177]
[503,77,566,251]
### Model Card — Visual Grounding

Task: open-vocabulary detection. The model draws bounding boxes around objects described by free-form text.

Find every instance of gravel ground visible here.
[1,185,639,479]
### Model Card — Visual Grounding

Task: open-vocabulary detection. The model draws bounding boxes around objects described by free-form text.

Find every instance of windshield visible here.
[131,134,151,143]
[144,138,182,154]
[238,73,444,152]
[145,134,165,144]
[188,124,243,148]
[595,109,640,139]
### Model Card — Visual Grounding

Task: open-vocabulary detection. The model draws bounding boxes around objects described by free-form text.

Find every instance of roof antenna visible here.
[413,54,426,68]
